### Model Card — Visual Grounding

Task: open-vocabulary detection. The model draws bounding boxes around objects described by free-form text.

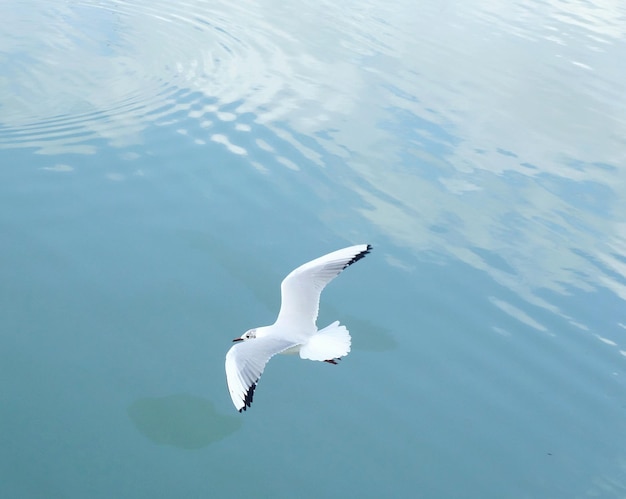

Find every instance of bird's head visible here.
[233,328,257,342]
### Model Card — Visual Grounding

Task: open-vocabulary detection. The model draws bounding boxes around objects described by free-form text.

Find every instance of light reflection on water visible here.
[3,0,623,298]
[1,0,626,497]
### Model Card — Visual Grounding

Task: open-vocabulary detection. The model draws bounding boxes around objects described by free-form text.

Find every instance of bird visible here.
[225,244,372,412]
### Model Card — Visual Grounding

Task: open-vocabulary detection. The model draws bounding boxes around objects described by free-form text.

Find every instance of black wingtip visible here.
[343,244,372,269]
[239,380,258,413]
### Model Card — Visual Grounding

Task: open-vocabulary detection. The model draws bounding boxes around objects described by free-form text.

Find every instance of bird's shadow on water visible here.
[128,394,241,449]
[179,229,397,352]
[335,315,397,352]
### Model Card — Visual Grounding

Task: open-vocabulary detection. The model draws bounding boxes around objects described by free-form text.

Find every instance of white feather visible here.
[299,321,351,361]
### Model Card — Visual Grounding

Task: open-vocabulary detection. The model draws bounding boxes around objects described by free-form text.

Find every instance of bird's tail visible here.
[299,321,351,361]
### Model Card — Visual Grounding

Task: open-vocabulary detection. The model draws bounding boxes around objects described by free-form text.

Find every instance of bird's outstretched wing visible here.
[274,244,372,330]
[225,337,298,412]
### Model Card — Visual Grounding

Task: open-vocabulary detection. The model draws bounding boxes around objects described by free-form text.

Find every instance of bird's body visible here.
[225,244,372,412]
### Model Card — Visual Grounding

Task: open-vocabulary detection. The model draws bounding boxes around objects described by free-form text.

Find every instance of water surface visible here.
[1,1,626,497]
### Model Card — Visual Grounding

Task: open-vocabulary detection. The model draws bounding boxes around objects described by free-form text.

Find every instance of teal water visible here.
[2,1,626,497]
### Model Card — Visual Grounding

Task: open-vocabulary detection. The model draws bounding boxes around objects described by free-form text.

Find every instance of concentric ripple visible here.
[0,0,304,154]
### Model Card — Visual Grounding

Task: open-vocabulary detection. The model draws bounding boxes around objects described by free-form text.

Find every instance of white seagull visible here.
[225,244,372,412]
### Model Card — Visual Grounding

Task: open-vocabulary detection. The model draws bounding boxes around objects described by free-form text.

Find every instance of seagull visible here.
[225,244,372,412]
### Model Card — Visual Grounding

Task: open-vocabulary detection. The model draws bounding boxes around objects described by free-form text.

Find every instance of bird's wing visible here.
[225,337,298,412]
[274,244,371,330]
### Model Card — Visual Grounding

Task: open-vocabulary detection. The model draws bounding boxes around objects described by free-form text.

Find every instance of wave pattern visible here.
[0,0,308,153]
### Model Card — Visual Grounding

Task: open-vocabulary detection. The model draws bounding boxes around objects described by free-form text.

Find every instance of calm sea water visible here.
[2,1,626,497]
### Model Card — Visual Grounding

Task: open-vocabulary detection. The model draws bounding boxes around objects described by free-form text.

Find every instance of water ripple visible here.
[0,0,301,153]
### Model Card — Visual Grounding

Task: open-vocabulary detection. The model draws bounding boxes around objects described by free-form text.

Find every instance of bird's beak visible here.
[232,337,244,342]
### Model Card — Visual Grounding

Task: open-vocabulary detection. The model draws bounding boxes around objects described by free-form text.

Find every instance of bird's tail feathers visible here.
[299,321,351,361]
